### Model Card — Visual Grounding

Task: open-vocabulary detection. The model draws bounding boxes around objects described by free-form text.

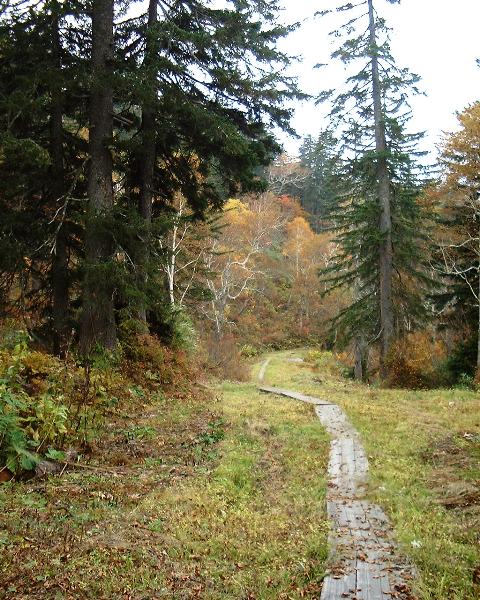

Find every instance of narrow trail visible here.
[258,357,415,600]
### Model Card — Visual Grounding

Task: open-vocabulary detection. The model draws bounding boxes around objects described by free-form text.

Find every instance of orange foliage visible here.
[386,331,448,389]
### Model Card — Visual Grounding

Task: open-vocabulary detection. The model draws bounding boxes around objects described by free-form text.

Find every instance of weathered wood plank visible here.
[320,570,357,600]
[258,385,332,405]
[356,559,391,600]
[257,356,415,599]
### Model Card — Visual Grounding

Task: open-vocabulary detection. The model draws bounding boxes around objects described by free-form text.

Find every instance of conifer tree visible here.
[79,0,116,353]
[0,0,87,352]
[0,0,302,353]
[317,0,429,378]
[113,0,303,337]
[299,130,341,228]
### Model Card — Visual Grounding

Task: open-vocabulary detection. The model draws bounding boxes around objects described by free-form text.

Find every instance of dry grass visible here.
[0,365,330,599]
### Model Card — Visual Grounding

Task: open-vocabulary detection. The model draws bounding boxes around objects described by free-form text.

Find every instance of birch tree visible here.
[201,194,286,338]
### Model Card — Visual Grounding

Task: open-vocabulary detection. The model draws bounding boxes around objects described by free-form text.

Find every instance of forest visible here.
[0,1,479,599]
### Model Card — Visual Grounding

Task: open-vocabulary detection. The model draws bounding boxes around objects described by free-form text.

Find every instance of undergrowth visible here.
[0,328,195,478]
[0,347,331,599]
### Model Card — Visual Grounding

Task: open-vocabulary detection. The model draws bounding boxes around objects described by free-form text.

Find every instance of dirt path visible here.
[258,358,415,600]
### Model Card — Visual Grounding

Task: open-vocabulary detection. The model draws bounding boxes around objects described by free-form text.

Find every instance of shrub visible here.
[119,325,196,389]
[0,384,38,473]
[457,372,476,390]
[203,333,249,381]
[304,350,342,376]
[0,334,69,473]
[170,308,197,353]
[443,335,477,384]
[386,331,448,389]
[240,344,259,358]
[304,349,323,363]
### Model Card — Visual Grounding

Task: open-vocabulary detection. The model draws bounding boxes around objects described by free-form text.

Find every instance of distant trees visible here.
[283,216,335,333]
[316,0,430,378]
[194,190,340,359]
[298,130,340,227]
[201,195,286,339]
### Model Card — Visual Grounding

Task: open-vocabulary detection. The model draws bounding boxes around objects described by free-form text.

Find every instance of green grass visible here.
[262,350,480,600]
[5,347,474,598]
[134,381,330,599]
[0,372,330,599]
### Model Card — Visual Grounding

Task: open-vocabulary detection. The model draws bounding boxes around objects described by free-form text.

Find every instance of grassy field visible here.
[2,349,477,599]
[260,350,480,600]
[0,374,330,599]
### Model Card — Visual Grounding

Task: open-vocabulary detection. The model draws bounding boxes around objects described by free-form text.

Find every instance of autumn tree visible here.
[159,193,219,308]
[432,102,480,374]
[267,154,308,198]
[283,216,335,335]
[201,195,286,338]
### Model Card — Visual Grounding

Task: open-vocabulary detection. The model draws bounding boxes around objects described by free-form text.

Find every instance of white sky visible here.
[277,0,480,159]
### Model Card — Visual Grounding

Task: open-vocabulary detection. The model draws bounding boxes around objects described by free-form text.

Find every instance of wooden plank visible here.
[257,358,271,383]
[320,570,357,600]
[258,364,416,598]
[356,559,390,599]
[258,386,332,405]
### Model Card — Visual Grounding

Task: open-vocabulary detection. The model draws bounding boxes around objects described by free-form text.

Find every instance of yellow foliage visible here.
[387,331,448,389]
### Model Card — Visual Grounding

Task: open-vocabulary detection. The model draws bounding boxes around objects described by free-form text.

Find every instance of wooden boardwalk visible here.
[257,359,415,600]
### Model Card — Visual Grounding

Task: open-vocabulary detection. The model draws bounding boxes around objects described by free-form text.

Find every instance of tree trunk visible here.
[354,335,368,382]
[50,3,69,357]
[477,234,480,376]
[79,0,116,354]
[368,0,394,378]
[135,0,158,321]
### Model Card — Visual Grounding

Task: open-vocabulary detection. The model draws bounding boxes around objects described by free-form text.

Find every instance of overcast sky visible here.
[277,0,480,158]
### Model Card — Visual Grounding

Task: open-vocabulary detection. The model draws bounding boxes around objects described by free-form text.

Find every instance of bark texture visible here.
[79,0,116,353]
[368,0,394,377]
[354,335,368,382]
[135,0,158,322]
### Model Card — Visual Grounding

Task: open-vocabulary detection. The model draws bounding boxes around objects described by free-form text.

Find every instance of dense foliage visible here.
[0,0,301,354]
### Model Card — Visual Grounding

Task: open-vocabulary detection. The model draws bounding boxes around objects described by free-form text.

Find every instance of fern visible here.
[0,383,39,473]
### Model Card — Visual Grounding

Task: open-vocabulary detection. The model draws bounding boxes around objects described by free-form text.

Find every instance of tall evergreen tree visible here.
[79,0,116,353]
[0,0,88,352]
[112,0,303,339]
[0,0,302,353]
[317,0,429,378]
